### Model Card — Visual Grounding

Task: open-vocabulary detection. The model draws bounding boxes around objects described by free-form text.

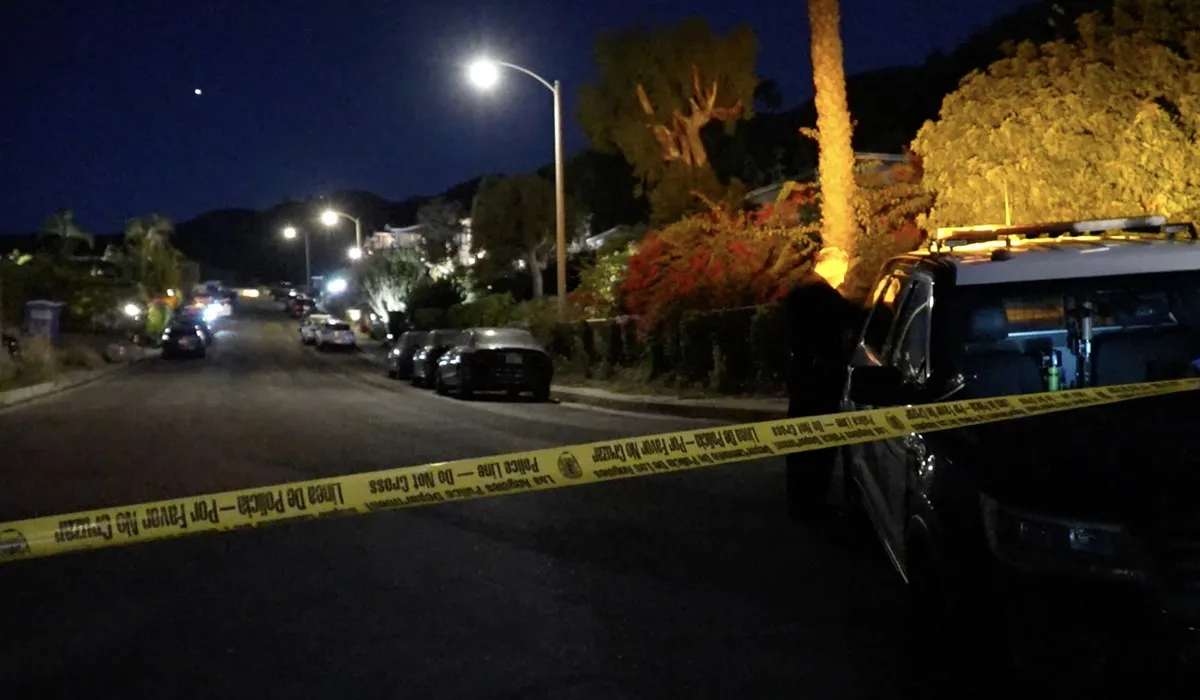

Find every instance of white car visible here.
[299,314,329,345]
[316,320,357,351]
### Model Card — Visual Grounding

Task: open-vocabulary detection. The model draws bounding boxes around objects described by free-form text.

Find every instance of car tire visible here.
[435,375,448,395]
[410,373,424,388]
[317,342,326,352]
[458,378,473,400]
[532,382,551,402]
[386,367,398,379]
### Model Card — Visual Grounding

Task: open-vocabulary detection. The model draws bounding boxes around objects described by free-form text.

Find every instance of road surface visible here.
[0,304,917,698]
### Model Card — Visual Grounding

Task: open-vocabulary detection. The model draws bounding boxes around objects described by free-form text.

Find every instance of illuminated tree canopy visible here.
[913,0,1200,228]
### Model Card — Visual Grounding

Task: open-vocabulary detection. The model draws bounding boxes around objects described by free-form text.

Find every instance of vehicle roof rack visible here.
[926,215,1197,251]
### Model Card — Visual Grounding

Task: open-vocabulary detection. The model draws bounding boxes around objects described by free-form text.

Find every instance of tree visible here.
[415,197,465,264]
[360,247,425,321]
[913,0,1200,228]
[804,0,859,265]
[39,209,94,257]
[471,174,564,298]
[579,18,759,223]
[124,214,182,297]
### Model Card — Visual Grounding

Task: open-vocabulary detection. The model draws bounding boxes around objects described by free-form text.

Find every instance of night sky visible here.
[1,0,1034,234]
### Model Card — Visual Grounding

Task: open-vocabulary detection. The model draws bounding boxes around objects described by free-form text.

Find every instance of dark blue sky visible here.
[0,0,1032,234]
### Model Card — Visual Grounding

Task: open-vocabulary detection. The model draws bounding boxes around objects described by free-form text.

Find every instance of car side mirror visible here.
[848,365,909,406]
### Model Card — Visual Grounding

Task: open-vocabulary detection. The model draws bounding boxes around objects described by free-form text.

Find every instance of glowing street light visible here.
[282,225,311,289]
[320,209,362,252]
[122,302,141,318]
[467,57,567,320]
[326,278,348,295]
[347,246,363,261]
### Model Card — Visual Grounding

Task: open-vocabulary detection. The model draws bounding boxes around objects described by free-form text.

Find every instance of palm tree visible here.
[806,0,857,267]
[39,209,94,257]
[124,214,179,297]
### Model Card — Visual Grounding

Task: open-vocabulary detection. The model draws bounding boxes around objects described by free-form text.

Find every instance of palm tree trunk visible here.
[807,0,857,259]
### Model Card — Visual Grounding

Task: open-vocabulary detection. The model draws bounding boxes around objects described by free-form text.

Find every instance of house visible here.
[744,152,907,206]
[368,221,475,268]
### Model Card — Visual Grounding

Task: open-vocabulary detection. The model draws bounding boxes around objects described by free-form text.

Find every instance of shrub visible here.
[709,307,757,393]
[587,319,622,378]
[0,348,17,384]
[618,316,642,367]
[678,311,714,386]
[17,336,59,382]
[622,201,818,333]
[61,344,108,370]
[448,292,517,328]
[411,307,449,330]
[750,303,788,387]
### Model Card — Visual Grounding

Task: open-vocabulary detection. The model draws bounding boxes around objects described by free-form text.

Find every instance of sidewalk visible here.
[549,385,786,422]
[0,342,157,409]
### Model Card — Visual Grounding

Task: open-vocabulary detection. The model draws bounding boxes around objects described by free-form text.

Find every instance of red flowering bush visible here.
[622,200,819,332]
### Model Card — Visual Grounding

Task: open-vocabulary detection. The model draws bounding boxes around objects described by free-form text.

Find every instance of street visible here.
[0,305,911,699]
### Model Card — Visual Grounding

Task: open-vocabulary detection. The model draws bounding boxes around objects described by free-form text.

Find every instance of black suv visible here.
[832,217,1200,688]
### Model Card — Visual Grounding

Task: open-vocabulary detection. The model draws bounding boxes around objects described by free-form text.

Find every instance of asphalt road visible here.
[0,304,918,699]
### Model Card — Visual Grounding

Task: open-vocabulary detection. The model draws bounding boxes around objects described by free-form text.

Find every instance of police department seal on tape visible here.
[557,452,583,480]
[0,528,30,558]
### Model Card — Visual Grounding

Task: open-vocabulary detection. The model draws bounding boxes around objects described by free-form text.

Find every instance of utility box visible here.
[24,300,65,340]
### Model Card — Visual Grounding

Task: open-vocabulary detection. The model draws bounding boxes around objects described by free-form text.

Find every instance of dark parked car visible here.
[386,330,429,380]
[409,329,466,388]
[434,327,553,400]
[161,320,208,359]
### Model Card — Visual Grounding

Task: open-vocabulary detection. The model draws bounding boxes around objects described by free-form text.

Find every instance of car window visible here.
[861,272,906,356]
[890,277,933,381]
[474,328,539,347]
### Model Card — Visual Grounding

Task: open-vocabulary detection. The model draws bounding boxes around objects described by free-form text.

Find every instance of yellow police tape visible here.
[1,377,1197,563]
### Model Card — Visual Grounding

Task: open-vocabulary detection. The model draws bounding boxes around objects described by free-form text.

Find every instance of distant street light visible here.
[282,225,311,289]
[347,246,363,261]
[467,57,567,320]
[320,209,361,251]
[122,302,141,318]
[326,278,348,295]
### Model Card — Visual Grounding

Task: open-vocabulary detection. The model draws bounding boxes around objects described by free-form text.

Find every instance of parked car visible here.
[299,313,330,345]
[831,216,1200,687]
[386,330,429,380]
[434,327,554,400]
[287,296,316,318]
[161,320,208,359]
[315,319,357,351]
[410,329,466,388]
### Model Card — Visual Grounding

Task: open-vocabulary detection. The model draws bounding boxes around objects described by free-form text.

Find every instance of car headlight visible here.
[202,306,220,322]
[980,495,1146,583]
[390,348,401,356]
[161,333,170,341]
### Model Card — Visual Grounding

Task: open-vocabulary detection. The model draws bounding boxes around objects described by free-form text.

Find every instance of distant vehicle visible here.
[161,320,208,359]
[299,313,330,345]
[434,327,553,400]
[386,330,429,380]
[315,320,356,351]
[176,308,215,346]
[287,296,316,318]
[410,329,467,388]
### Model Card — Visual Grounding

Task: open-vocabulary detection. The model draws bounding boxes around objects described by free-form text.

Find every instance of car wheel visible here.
[386,367,398,379]
[410,372,423,388]
[458,378,473,400]
[435,374,448,395]
[532,382,551,402]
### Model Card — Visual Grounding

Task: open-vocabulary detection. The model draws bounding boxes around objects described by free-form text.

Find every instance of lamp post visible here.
[467,58,567,320]
[320,209,362,253]
[282,226,311,289]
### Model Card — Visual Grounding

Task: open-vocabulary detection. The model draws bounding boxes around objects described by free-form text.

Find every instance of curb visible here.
[549,387,786,422]
[0,347,158,410]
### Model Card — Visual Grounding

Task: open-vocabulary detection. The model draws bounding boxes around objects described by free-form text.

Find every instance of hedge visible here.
[528,304,787,395]
[421,290,789,395]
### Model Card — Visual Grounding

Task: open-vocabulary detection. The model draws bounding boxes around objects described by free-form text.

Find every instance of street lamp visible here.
[282,225,312,289]
[467,57,567,320]
[320,209,362,251]
[347,246,363,261]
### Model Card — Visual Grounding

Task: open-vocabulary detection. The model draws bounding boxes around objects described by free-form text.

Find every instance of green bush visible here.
[17,336,59,383]
[411,307,449,330]
[588,319,622,378]
[750,303,788,387]
[448,292,517,328]
[678,311,713,386]
[618,317,642,367]
[0,348,17,385]
[709,307,757,393]
[61,344,108,370]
